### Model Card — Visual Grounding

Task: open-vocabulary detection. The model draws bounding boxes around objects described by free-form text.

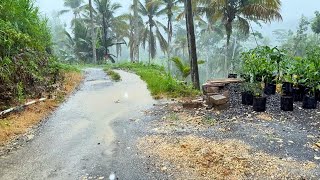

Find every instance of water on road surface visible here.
[0,68,156,180]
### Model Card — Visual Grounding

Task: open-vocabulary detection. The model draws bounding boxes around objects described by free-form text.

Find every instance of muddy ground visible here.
[113,84,320,179]
[1,70,320,179]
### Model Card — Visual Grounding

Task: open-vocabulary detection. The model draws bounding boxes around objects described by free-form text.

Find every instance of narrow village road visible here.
[0,68,156,180]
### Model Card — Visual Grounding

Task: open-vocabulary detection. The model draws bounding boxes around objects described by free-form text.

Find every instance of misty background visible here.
[36,0,320,40]
[34,0,320,83]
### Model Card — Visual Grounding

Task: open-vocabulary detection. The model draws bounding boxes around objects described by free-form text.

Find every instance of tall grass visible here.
[106,63,199,99]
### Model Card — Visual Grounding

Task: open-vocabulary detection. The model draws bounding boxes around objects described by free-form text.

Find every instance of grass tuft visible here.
[104,69,121,82]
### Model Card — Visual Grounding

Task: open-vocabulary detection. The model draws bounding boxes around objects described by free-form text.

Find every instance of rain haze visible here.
[2,0,320,179]
[36,0,320,36]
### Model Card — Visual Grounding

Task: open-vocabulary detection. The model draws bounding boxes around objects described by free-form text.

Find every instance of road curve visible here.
[0,68,156,180]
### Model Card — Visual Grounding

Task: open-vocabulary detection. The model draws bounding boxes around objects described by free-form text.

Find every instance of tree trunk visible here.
[149,22,152,65]
[167,12,173,73]
[225,21,232,77]
[133,0,139,63]
[102,14,108,55]
[231,36,237,73]
[89,0,97,64]
[184,0,200,90]
[206,46,210,80]
[167,24,171,72]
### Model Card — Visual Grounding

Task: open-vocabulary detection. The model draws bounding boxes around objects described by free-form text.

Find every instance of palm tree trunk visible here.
[149,23,152,65]
[167,30,171,72]
[225,21,232,77]
[206,46,210,80]
[167,14,173,73]
[102,14,108,55]
[89,0,97,64]
[184,0,200,90]
[133,0,139,63]
[225,43,229,77]
[231,36,238,72]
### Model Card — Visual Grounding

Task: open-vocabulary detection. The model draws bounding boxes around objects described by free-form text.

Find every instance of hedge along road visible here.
[0,68,156,180]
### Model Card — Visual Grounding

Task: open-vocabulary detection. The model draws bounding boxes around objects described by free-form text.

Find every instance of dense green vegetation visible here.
[105,63,199,99]
[0,0,78,110]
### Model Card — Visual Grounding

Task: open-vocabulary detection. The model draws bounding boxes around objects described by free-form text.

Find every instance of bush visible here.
[0,0,66,110]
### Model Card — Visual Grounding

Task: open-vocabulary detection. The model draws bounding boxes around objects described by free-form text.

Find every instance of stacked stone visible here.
[202,82,230,107]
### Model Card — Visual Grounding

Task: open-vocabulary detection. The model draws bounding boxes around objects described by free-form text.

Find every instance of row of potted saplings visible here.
[241,79,320,112]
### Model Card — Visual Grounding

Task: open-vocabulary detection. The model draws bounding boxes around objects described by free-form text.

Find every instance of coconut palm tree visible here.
[60,0,85,22]
[200,0,282,46]
[94,0,126,62]
[132,0,140,62]
[198,0,282,76]
[121,13,144,62]
[138,0,168,64]
[94,0,121,49]
[89,0,97,63]
[148,0,179,69]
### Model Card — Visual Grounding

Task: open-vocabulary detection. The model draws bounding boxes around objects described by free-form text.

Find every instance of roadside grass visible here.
[104,69,121,82]
[0,65,83,146]
[105,62,200,99]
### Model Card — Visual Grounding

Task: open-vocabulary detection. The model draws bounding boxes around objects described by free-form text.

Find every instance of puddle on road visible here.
[0,68,156,180]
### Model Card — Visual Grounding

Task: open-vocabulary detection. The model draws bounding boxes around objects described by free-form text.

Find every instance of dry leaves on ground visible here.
[138,135,318,180]
[0,72,83,145]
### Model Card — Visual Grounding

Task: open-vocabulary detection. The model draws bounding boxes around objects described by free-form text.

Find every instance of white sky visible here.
[36,0,320,36]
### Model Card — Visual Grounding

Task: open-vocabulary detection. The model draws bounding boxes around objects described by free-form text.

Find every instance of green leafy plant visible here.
[240,82,254,93]
[171,56,205,80]
[252,82,264,97]
[298,46,320,95]
[16,82,25,103]
[240,46,278,83]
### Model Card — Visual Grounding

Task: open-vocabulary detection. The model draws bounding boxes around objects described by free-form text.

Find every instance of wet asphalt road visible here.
[0,68,156,180]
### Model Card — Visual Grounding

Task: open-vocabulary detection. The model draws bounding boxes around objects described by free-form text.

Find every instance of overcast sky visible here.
[36,0,320,36]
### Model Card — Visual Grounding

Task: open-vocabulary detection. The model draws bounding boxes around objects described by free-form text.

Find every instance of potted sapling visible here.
[280,74,294,111]
[241,82,254,105]
[252,83,267,112]
[285,57,306,101]
[302,84,319,109]
[301,46,320,109]
[239,50,257,106]
[263,73,277,95]
[300,68,319,109]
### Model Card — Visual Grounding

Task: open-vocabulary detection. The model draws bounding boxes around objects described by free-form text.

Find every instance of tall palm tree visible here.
[89,0,97,64]
[132,0,140,62]
[122,13,144,62]
[198,0,282,76]
[139,0,168,64]
[148,0,179,69]
[60,0,84,22]
[200,0,282,46]
[94,0,122,62]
